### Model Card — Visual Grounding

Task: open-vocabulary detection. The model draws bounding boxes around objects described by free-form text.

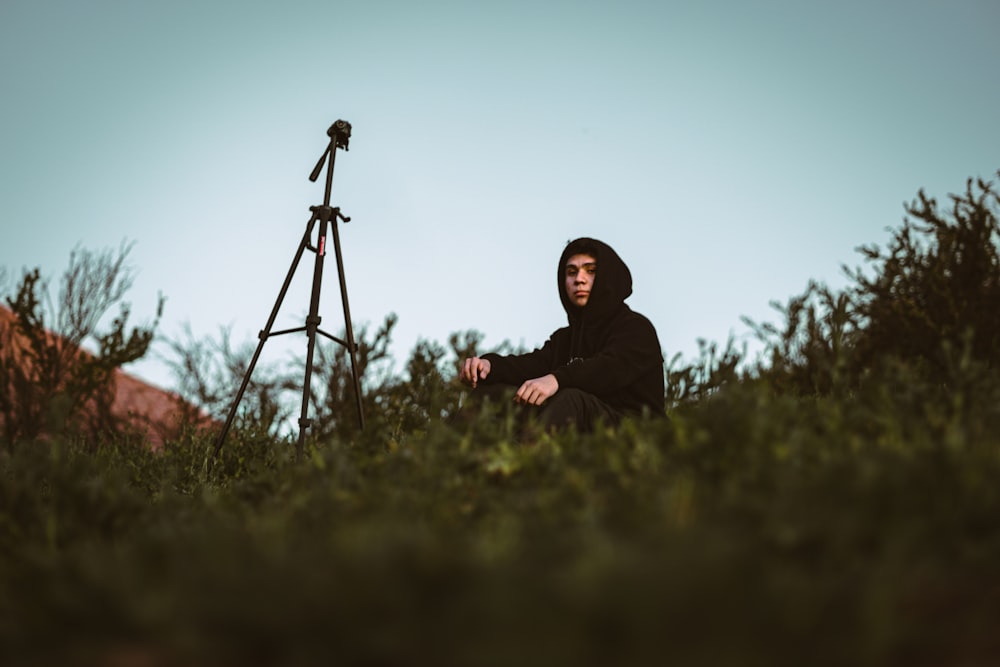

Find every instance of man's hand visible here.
[460,357,492,388]
[515,374,559,406]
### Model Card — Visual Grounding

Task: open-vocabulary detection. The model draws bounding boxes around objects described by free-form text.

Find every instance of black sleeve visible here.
[480,330,566,386]
[551,314,661,395]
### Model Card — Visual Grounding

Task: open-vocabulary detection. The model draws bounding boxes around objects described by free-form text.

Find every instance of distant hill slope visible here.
[0,304,209,448]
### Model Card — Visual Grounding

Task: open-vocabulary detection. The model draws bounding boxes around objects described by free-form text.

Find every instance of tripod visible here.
[212,120,365,462]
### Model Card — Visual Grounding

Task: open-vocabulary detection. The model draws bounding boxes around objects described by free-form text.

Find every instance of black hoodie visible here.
[482,238,664,416]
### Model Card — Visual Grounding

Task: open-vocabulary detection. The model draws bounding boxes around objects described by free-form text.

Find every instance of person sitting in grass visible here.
[460,237,664,432]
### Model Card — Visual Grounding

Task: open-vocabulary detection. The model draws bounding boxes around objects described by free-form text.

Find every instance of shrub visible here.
[0,242,162,446]
[747,171,1000,395]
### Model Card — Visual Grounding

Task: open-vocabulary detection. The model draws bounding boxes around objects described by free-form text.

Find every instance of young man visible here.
[460,237,664,431]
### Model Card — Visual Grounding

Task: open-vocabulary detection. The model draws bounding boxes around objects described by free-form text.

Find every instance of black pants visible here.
[472,384,623,433]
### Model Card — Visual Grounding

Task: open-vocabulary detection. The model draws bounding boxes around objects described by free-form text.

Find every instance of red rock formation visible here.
[0,304,210,448]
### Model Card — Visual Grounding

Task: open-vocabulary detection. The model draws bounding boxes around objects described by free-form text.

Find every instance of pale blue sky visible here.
[2,0,998,390]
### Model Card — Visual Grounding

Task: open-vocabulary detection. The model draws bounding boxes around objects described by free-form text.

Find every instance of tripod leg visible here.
[295,211,331,460]
[211,213,318,462]
[330,214,366,430]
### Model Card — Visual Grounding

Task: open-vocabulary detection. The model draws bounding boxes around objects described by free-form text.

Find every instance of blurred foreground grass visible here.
[2,375,1000,667]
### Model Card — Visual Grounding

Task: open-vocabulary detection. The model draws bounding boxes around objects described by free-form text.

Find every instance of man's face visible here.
[564,253,597,308]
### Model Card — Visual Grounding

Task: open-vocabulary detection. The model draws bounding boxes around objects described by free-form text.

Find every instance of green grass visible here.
[2,375,1000,667]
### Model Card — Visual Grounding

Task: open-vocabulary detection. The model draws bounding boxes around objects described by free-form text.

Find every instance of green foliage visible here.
[373,329,490,439]
[167,311,510,444]
[164,322,293,438]
[306,313,399,441]
[851,174,1000,375]
[743,280,858,395]
[2,364,1000,665]
[0,242,162,446]
[664,336,744,407]
[747,171,1000,395]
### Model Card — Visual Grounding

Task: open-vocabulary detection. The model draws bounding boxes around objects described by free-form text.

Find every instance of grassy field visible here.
[3,370,1000,667]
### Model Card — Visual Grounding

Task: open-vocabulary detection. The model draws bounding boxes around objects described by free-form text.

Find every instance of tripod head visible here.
[309,119,352,184]
[328,120,352,150]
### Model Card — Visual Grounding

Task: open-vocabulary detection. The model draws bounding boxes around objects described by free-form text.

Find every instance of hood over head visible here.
[558,238,632,322]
